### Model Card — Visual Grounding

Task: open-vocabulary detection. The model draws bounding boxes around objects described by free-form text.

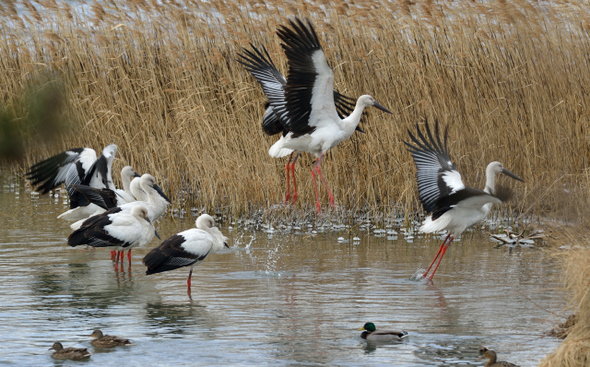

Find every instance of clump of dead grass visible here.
[540,224,590,367]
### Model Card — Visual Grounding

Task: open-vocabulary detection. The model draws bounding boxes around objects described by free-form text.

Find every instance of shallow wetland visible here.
[0,176,564,366]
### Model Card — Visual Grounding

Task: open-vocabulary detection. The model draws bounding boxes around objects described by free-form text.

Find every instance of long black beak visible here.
[133,171,141,178]
[154,184,171,203]
[355,126,365,133]
[373,101,393,114]
[146,217,161,239]
[502,168,525,182]
[224,242,230,248]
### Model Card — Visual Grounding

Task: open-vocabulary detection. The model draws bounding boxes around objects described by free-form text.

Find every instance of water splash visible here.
[410,269,427,281]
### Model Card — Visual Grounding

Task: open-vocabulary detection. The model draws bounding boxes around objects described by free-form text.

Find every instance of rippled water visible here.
[0,175,563,366]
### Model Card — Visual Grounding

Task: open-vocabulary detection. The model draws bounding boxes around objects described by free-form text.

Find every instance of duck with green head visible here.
[358,322,408,342]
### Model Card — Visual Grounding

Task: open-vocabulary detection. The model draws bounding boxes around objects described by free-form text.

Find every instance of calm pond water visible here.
[0,174,563,366]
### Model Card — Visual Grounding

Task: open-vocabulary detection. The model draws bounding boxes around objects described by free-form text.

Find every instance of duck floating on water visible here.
[49,342,91,360]
[90,329,133,348]
[358,322,408,342]
[479,348,520,367]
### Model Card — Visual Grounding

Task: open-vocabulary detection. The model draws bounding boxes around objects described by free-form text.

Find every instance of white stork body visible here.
[68,205,156,270]
[239,18,392,212]
[69,174,171,230]
[27,145,118,220]
[238,43,358,205]
[143,214,229,296]
[405,121,524,279]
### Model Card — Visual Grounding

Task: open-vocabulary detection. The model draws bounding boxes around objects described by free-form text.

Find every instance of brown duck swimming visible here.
[358,322,409,342]
[479,349,520,367]
[49,342,91,360]
[90,329,133,348]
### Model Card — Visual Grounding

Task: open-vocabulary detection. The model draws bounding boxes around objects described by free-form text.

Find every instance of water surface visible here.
[0,176,563,366]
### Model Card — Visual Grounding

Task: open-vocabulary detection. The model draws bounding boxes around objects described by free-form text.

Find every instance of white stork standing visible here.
[242,18,392,213]
[237,44,360,204]
[26,144,118,220]
[68,205,158,271]
[69,173,170,264]
[405,120,525,280]
[143,214,229,296]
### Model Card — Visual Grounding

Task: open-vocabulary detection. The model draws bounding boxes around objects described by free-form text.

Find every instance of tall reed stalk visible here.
[1,0,588,220]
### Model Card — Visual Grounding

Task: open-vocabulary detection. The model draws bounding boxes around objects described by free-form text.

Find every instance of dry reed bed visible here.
[1,0,589,219]
[540,225,590,367]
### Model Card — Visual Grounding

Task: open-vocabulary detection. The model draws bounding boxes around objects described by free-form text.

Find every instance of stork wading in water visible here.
[143,214,229,297]
[237,44,360,204]
[404,120,525,280]
[68,205,158,272]
[242,18,392,213]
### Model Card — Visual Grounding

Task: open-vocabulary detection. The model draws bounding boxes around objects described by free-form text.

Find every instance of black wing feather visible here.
[71,185,119,210]
[67,210,126,248]
[143,235,210,275]
[276,18,323,137]
[404,120,461,213]
[238,39,360,137]
[26,148,85,194]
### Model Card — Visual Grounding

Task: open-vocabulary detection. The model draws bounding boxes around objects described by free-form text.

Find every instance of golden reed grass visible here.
[540,223,590,367]
[0,0,589,220]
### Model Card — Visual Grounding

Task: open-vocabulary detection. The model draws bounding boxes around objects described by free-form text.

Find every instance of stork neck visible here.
[106,157,115,190]
[142,185,158,203]
[341,99,366,132]
[122,176,131,193]
[484,165,496,195]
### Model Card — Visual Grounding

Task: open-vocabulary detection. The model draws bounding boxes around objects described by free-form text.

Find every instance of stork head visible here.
[102,144,118,159]
[358,95,393,114]
[196,214,215,229]
[121,166,139,181]
[487,161,524,182]
[196,214,229,250]
[140,174,171,203]
[131,205,149,220]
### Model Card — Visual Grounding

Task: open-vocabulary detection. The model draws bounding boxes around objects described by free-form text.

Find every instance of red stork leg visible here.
[113,250,120,272]
[311,160,322,214]
[313,153,334,208]
[290,152,300,204]
[284,153,293,204]
[422,234,451,278]
[187,268,193,296]
[427,235,455,280]
[127,249,132,267]
[110,250,116,260]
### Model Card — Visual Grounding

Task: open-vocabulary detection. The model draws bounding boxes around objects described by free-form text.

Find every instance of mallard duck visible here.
[49,342,91,360]
[479,349,520,367]
[90,329,133,348]
[358,322,408,342]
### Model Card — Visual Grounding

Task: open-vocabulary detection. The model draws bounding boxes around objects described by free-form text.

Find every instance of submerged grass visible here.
[0,0,588,221]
